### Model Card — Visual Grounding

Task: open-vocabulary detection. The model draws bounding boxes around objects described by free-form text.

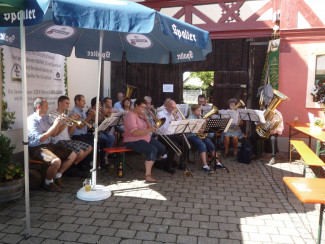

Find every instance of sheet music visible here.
[219,110,239,124]
[98,117,119,132]
[168,119,205,134]
[237,109,266,123]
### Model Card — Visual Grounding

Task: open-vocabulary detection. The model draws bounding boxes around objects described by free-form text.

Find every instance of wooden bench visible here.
[290,139,325,177]
[103,147,133,178]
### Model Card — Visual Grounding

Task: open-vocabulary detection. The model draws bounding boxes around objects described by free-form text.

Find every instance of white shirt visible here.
[157,108,182,135]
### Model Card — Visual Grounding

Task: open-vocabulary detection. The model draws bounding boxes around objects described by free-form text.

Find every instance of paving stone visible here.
[270,234,294,243]
[144,216,163,225]
[74,210,93,218]
[177,235,198,244]
[168,226,188,235]
[208,230,228,239]
[0,233,24,243]
[130,222,150,231]
[77,233,100,243]
[74,217,95,225]
[148,224,168,233]
[115,229,136,239]
[92,219,112,227]
[134,231,156,241]
[2,225,24,234]
[19,236,44,244]
[111,220,131,229]
[39,229,62,239]
[76,225,98,234]
[95,227,117,236]
[98,236,121,244]
[162,218,181,226]
[188,227,208,237]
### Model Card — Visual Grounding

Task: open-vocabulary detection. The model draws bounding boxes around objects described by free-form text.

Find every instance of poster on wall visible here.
[1,46,66,130]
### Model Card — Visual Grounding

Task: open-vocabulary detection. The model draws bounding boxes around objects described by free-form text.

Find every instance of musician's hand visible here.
[172,112,179,120]
[70,113,79,120]
[88,109,96,118]
[148,126,156,133]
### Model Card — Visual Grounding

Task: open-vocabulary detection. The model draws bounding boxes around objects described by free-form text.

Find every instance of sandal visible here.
[145,175,157,183]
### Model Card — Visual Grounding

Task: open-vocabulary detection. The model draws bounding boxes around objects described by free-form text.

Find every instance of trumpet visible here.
[49,111,82,127]
[144,108,182,157]
[99,106,111,118]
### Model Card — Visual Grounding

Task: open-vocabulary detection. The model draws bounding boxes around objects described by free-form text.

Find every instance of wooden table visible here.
[283,177,325,244]
[287,122,325,158]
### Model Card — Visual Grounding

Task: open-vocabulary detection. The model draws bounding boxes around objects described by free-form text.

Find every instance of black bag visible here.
[237,140,252,164]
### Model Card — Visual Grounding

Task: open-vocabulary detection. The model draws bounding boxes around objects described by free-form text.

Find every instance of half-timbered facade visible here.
[111,0,325,149]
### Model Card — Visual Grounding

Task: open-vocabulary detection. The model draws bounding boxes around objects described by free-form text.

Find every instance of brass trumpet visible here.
[49,111,82,126]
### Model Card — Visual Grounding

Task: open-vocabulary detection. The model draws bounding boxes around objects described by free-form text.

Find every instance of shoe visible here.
[215,163,226,170]
[268,157,275,165]
[54,178,64,188]
[145,175,157,183]
[202,167,214,173]
[43,182,62,192]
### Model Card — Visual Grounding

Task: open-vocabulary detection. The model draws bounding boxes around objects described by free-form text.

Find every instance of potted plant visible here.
[0,133,24,202]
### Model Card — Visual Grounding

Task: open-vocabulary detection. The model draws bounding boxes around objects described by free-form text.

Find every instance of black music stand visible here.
[110,112,127,146]
[169,119,205,177]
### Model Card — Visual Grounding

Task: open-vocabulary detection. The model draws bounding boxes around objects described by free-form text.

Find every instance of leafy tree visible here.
[189,71,214,86]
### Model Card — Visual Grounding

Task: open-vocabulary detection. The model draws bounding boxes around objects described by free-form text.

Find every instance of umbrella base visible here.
[76,185,111,201]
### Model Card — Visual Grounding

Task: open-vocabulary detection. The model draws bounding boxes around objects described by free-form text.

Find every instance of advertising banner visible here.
[1,45,66,130]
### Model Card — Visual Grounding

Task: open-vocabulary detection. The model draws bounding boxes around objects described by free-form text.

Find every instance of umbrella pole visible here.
[20,10,30,239]
[76,30,111,201]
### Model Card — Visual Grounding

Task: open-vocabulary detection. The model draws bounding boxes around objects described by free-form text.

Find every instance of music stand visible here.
[169,119,205,177]
[110,112,127,145]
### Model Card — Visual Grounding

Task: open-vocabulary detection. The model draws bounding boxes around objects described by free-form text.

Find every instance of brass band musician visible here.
[187,105,225,172]
[156,99,184,171]
[221,98,244,158]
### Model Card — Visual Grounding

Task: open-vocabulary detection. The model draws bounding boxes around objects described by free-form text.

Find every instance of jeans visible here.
[99,132,115,148]
[125,137,165,161]
[188,136,215,154]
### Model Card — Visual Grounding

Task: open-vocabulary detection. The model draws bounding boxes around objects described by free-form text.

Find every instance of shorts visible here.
[29,143,73,165]
[56,140,91,154]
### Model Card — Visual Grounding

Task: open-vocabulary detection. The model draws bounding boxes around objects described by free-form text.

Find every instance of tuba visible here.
[125,84,137,98]
[197,106,218,139]
[256,89,288,139]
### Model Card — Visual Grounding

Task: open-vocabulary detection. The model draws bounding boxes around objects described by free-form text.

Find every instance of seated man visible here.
[187,105,225,172]
[51,96,93,167]
[221,98,244,157]
[157,99,184,172]
[103,97,117,113]
[113,92,124,111]
[28,97,76,192]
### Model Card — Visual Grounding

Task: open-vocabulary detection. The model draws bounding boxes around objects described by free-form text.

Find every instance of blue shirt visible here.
[187,114,200,137]
[113,101,122,111]
[71,106,87,136]
[27,112,51,147]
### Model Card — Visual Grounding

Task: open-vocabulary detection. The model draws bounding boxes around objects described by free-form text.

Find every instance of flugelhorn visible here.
[228,99,245,133]
[144,108,182,157]
[197,106,218,139]
[231,99,245,110]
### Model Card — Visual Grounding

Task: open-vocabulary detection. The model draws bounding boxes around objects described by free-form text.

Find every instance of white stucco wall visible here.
[2,50,111,153]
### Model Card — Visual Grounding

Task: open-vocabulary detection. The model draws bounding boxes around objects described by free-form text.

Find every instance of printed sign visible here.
[2,46,66,130]
[163,84,173,93]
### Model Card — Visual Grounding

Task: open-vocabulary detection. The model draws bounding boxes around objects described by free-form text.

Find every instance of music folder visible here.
[98,112,127,134]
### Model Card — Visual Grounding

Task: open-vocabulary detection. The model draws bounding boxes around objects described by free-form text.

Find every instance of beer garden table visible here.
[287,122,325,158]
[283,177,325,244]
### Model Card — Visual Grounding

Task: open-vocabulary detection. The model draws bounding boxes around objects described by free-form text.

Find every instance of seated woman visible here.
[187,105,224,172]
[124,98,165,183]
[119,97,132,112]
[221,98,244,157]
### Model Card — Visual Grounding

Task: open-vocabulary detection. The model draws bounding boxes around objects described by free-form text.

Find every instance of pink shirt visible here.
[124,110,151,143]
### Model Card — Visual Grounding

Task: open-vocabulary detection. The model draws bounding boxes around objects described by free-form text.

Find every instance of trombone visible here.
[144,108,182,157]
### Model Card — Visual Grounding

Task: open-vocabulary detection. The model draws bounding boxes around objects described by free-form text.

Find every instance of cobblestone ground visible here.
[0,151,324,244]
